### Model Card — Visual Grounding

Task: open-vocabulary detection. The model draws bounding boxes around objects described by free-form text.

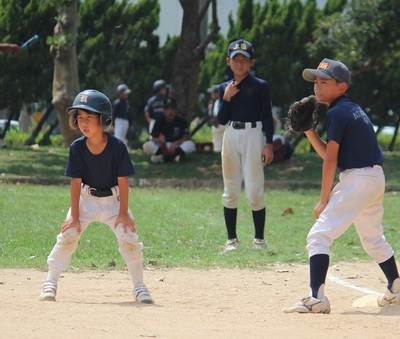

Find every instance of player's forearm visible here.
[217,100,230,125]
[305,130,327,159]
[117,177,130,214]
[320,156,337,203]
[70,178,82,218]
[145,112,152,123]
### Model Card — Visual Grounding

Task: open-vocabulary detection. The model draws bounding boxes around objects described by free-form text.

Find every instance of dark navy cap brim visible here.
[303,68,335,82]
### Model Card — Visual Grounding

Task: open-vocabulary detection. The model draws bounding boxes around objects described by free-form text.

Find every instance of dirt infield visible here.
[1,262,399,339]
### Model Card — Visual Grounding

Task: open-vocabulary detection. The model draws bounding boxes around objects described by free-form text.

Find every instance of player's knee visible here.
[143,141,155,155]
[58,228,80,246]
[115,226,143,254]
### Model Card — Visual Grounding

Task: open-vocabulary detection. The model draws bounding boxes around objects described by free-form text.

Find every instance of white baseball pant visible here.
[47,185,144,286]
[114,117,129,146]
[143,139,196,155]
[221,121,265,211]
[307,165,394,264]
[211,124,226,153]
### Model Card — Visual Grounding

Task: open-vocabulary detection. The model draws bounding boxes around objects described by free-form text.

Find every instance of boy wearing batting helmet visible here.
[283,59,399,314]
[218,39,274,252]
[39,89,154,304]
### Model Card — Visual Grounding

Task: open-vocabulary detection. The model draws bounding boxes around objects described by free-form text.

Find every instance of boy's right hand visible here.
[61,216,81,234]
[223,81,240,102]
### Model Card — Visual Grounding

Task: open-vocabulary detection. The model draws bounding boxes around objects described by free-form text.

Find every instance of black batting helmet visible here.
[67,89,113,129]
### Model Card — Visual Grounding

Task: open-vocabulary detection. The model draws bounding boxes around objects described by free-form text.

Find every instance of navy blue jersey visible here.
[113,98,130,121]
[65,133,135,189]
[218,74,274,143]
[144,93,166,120]
[327,96,383,172]
[151,115,190,142]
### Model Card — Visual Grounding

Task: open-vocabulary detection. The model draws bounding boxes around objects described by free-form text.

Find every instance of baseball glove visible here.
[287,95,319,132]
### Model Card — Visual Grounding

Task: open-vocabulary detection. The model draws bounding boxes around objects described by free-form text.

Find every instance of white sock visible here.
[46,269,62,285]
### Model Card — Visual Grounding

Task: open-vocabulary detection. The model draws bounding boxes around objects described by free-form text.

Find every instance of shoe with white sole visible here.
[283,296,331,314]
[134,283,154,304]
[151,154,164,164]
[39,280,57,302]
[378,290,400,307]
[252,238,266,250]
[224,238,239,251]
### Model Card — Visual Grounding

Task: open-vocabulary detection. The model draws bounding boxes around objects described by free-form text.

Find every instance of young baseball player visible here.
[144,79,169,134]
[113,83,131,147]
[218,39,274,251]
[39,89,154,304]
[283,58,400,314]
[143,97,196,163]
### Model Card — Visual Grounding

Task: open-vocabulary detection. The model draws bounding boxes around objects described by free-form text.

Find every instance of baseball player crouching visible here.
[283,59,400,314]
[39,90,154,304]
[143,97,196,163]
[218,39,274,252]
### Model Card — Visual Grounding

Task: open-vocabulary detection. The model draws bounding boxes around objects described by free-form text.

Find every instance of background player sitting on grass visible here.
[283,59,400,314]
[217,39,274,252]
[142,97,196,163]
[39,89,154,304]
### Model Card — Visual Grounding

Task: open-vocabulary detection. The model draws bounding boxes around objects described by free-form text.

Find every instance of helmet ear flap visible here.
[103,115,112,126]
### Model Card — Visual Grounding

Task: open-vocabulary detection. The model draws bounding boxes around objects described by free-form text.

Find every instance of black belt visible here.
[229,121,257,129]
[88,187,113,197]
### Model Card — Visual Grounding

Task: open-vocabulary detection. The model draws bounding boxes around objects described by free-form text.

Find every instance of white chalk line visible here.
[328,273,382,296]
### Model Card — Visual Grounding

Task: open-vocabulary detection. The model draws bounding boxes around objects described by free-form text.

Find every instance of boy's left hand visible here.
[314,200,328,219]
[262,144,274,166]
[114,212,136,233]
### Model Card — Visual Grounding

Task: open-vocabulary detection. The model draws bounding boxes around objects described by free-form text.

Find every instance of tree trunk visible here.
[172,0,219,123]
[51,1,81,147]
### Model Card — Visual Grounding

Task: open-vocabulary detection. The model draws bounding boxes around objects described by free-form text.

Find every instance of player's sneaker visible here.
[283,296,331,314]
[252,238,266,250]
[377,290,400,307]
[224,238,239,251]
[151,154,164,163]
[39,280,57,302]
[134,283,154,304]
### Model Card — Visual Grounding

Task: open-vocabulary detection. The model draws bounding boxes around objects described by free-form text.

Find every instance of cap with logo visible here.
[164,97,177,109]
[228,39,254,59]
[303,58,350,84]
[117,83,131,94]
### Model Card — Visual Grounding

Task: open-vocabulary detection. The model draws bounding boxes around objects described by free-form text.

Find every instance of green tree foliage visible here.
[311,0,400,129]
[0,0,56,113]
[77,0,163,125]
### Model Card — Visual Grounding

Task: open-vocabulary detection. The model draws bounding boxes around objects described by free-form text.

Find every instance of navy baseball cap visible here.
[303,58,350,84]
[153,79,169,91]
[228,39,254,59]
[164,97,177,109]
[207,85,219,94]
[117,84,131,94]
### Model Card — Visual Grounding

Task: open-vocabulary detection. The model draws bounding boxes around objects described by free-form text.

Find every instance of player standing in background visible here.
[283,59,400,314]
[113,84,131,148]
[207,84,226,153]
[39,89,153,304]
[144,79,169,134]
[218,39,274,252]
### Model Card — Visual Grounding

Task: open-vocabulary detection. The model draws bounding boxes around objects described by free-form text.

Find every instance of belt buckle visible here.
[232,121,242,129]
[89,188,98,197]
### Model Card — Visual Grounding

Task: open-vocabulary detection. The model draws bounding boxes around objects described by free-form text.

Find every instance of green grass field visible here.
[1,184,399,270]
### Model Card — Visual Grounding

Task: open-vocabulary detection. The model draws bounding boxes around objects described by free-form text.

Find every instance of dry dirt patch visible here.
[1,262,399,339]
